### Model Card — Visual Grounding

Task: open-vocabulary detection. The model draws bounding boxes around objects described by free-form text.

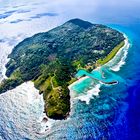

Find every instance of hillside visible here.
[0,19,125,119]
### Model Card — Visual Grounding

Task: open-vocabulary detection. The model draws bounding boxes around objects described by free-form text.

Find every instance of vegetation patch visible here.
[0,19,125,119]
[97,41,125,65]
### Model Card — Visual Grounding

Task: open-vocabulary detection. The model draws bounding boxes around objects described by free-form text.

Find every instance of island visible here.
[0,19,125,119]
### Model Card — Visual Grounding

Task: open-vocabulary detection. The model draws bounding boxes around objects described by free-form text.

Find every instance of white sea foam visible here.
[74,84,101,104]
[105,35,130,71]
[0,1,64,138]
[0,42,12,81]
[0,82,45,139]
[38,116,58,134]
[0,0,131,138]
[69,35,130,105]
[69,75,101,104]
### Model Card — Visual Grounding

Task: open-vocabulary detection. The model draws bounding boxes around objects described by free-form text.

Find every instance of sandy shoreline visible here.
[14,34,131,134]
[68,34,130,107]
[69,34,129,92]
[0,34,130,134]
[108,35,130,71]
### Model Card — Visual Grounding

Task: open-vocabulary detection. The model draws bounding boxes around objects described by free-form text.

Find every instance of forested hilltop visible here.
[0,19,125,119]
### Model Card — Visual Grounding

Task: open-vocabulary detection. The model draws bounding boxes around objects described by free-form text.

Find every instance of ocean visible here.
[0,0,140,140]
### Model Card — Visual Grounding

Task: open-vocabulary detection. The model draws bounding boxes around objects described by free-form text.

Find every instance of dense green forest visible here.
[0,19,124,119]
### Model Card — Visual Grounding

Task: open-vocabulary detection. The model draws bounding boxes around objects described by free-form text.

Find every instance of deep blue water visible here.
[104,23,140,139]
[115,26,140,139]
[95,24,140,139]
[43,8,140,140]
[41,24,140,140]
[0,0,140,140]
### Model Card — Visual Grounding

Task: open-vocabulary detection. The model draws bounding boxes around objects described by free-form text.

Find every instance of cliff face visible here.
[0,19,124,119]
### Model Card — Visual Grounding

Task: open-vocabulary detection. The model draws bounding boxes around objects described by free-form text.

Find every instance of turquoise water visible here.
[73,66,125,95]
[76,68,124,83]
[42,26,138,139]
[0,0,140,140]
[71,78,93,94]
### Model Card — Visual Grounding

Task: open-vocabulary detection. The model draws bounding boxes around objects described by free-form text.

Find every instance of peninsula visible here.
[0,19,125,119]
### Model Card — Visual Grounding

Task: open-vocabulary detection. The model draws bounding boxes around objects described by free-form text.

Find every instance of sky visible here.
[1,0,140,23]
[0,0,140,41]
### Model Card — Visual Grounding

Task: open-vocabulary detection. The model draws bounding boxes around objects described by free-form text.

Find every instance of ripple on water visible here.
[40,36,130,139]
[0,82,46,140]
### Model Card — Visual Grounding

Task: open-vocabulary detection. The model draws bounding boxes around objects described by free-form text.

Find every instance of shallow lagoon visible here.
[0,0,140,139]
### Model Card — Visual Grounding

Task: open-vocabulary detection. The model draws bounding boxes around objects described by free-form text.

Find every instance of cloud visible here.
[30,12,58,19]
[10,19,23,24]
[17,10,31,14]
[0,9,30,20]
[0,10,17,19]
[45,0,140,24]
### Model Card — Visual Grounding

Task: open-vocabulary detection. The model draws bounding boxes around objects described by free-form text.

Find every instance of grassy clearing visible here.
[10,69,22,79]
[97,41,125,65]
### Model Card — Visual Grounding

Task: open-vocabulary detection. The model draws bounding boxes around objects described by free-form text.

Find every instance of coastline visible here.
[97,41,125,66]
[0,20,128,121]
[0,43,12,82]
[0,33,130,134]
[106,34,130,71]
[69,34,129,90]
[68,34,130,106]
[19,34,131,134]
